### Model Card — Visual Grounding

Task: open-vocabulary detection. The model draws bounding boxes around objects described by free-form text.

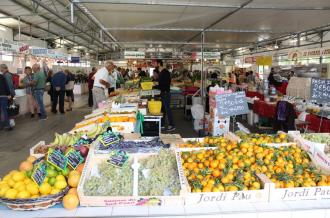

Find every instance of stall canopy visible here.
[0,0,330,55]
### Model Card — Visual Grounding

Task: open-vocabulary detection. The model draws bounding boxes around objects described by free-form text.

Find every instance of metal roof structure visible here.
[1,0,330,56]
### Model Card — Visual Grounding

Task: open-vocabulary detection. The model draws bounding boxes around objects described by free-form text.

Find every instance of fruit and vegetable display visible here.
[0,152,83,210]
[178,136,230,148]
[302,133,330,145]
[138,149,181,196]
[96,137,168,153]
[180,134,330,193]
[83,160,133,196]
[235,131,289,144]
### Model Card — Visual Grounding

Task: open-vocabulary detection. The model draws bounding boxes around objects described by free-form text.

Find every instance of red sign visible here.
[19,44,29,53]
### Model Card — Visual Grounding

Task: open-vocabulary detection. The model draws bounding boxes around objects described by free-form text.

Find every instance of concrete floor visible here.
[0,96,200,177]
[0,95,92,177]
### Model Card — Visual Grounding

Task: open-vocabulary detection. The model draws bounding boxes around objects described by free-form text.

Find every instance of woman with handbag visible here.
[22,66,40,118]
[0,72,12,130]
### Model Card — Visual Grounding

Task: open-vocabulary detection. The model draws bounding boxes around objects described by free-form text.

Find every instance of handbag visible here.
[44,82,51,92]
[7,99,20,117]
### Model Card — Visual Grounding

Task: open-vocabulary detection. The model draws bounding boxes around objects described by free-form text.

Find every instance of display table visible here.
[2,199,330,217]
[15,89,51,115]
[73,84,88,95]
[252,100,330,133]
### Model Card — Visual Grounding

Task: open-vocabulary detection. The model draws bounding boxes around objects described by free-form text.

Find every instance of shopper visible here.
[108,66,117,95]
[0,64,15,98]
[65,69,75,111]
[0,72,11,130]
[51,70,67,114]
[22,66,40,118]
[0,64,16,128]
[268,67,282,87]
[46,70,54,104]
[157,60,175,131]
[92,61,115,109]
[88,67,97,107]
[32,63,47,120]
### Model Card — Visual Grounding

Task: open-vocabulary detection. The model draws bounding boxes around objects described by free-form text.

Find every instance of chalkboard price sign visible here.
[65,149,84,170]
[107,150,129,167]
[311,78,330,103]
[47,149,68,172]
[32,163,47,186]
[215,91,249,117]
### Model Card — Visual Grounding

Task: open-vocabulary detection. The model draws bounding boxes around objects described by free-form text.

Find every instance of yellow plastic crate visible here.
[141,82,154,90]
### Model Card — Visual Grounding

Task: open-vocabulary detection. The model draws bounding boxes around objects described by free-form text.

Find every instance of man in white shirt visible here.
[108,66,118,95]
[92,61,115,109]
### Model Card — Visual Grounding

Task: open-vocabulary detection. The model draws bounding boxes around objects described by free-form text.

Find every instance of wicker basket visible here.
[0,186,69,211]
[0,157,69,211]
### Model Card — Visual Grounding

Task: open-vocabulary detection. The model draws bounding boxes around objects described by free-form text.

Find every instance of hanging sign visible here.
[124,51,145,59]
[310,78,330,103]
[0,42,19,53]
[71,56,80,63]
[256,56,273,66]
[216,91,249,117]
[192,52,221,60]
[19,44,30,53]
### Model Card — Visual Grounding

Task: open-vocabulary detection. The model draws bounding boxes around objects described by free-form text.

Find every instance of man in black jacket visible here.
[157,60,175,131]
[0,73,11,130]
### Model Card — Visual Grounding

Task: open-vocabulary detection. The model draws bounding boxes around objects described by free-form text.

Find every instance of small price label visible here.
[47,149,68,172]
[107,150,129,167]
[32,163,47,186]
[99,131,120,147]
[65,149,84,170]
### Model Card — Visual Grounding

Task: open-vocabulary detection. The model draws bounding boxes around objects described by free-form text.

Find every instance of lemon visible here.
[2,174,11,181]
[44,177,49,183]
[0,185,10,197]
[26,184,39,195]
[54,180,67,190]
[9,170,19,176]
[13,181,25,189]
[5,189,18,199]
[12,172,26,182]
[7,179,15,188]
[39,183,51,195]
[31,194,39,198]
[0,180,8,186]
[24,178,33,185]
[50,188,60,195]
[17,190,31,199]
[56,175,66,181]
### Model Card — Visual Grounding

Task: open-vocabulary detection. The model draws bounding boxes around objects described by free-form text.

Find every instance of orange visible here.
[76,164,85,173]
[68,188,78,195]
[212,169,221,177]
[63,194,79,210]
[19,161,33,172]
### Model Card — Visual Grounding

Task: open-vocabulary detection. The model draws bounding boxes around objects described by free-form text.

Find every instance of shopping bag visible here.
[7,100,20,117]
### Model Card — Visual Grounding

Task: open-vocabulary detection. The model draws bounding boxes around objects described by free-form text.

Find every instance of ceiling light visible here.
[274,44,279,49]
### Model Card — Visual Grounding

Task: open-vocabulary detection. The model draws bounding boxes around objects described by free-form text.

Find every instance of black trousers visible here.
[88,89,93,107]
[52,90,65,113]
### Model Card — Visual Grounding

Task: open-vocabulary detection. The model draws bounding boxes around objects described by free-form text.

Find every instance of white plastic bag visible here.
[191,104,204,119]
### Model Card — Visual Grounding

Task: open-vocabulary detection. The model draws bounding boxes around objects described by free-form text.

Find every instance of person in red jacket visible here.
[88,67,97,107]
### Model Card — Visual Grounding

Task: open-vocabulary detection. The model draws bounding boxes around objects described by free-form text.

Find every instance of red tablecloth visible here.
[253,100,276,119]
[182,86,199,96]
[246,91,264,101]
[276,82,288,95]
[253,100,330,133]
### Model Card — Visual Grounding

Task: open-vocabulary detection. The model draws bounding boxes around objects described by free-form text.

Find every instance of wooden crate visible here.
[174,148,271,205]
[77,151,185,207]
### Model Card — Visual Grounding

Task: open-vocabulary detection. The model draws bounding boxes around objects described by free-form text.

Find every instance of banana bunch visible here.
[51,132,82,146]
[86,124,105,139]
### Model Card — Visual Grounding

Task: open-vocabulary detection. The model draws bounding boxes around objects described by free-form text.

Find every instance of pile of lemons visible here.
[0,170,67,199]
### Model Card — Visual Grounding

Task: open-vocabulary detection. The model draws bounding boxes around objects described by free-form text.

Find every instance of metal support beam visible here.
[185,0,253,43]
[29,0,112,50]
[103,41,252,45]
[104,27,284,34]
[18,16,21,42]
[72,0,330,10]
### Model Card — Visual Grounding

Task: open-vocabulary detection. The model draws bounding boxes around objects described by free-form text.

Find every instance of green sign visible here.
[47,149,68,172]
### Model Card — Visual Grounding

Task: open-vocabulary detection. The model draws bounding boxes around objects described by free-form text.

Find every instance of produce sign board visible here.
[32,163,47,186]
[215,91,249,117]
[66,149,84,170]
[99,131,120,147]
[310,78,330,103]
[47,149,68,171]
[107,150,129,167]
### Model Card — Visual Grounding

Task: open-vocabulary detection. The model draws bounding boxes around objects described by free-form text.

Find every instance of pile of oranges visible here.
[180,134,329,193]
